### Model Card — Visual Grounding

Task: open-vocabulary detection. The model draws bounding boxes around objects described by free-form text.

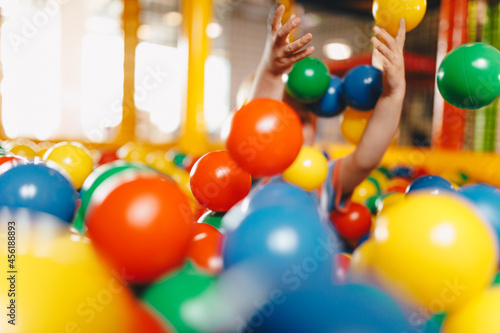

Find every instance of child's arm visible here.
[339,20,407,194]
[249,4,315,101]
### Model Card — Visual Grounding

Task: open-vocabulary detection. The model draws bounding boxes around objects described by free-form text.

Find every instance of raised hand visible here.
[371,19,407,98]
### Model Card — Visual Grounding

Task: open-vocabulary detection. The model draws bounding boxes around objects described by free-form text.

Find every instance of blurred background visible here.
[0,0,497,150]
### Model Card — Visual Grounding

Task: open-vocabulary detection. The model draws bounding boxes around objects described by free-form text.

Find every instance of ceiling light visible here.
[323,41,352,60]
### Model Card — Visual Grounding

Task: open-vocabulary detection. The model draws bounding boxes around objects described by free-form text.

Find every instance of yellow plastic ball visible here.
[373,0,427,37]
[350,240,375,277]
[117,142,152,163]
[145,150,177,175]
[443,287,500,332]
[352,178,380,204]
[44,142,94,190]
[4,139,39,159]
[0,217,138,333]
[340,108,373,145]
[377,191,405,215]
[169,166,194,199]
[369,193,498,313]
[370,169,389,191]
[283,146,328,191]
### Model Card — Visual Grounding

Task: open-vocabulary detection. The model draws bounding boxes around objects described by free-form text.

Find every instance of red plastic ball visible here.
[190,150,252,212]
[98,150,119,166]
[130,303,171,333]
[330,202,372,241]
[226,98,303,177]
[334,253,351,283]
[86,173,194,283]
[188,222,223,275]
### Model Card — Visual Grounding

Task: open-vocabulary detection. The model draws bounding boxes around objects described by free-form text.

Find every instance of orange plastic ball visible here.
[226,98,303,177]
[86,173,194,283]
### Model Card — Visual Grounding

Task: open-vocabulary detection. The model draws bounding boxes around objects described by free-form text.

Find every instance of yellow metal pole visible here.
[115,0,140,146]
[178,0,212,156]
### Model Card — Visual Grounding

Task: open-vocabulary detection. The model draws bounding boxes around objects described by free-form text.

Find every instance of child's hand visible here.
[261,4,315,77]
[371,19,406,98]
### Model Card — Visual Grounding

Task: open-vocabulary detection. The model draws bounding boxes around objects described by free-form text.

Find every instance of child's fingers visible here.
[276,15,301,44]
[271,4,285,34]
[395,19,406,50]
[373,48,391,70]
[373,26,398,53]
[371,36,395,64]
[284,33,313,55]
[287,45,315,64]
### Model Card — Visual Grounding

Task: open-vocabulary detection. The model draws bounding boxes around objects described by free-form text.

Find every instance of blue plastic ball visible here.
[310,75,346,117]
[0,162,77,222]
[247,284,413,333]
[223,205,339,288]
[342,65,383,111]
[459,183,500,264]
[391,166,414,179]
[246,178,320,217]
[406,175,455,195]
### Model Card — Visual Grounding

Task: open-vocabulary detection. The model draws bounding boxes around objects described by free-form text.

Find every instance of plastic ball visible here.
[342,65,383,111]
[373,0,427,37]
[369,169,390,191]
[86,172,194,283]
[220,178,321,234]
[377,191,405,215]
[494,271,500,285]
[437,43,500,109]
[443,287,500,332]
[406,175,455,195]
[98,149,119,166]
[190,150,252,212]
[3,139,39,159]
[282,146,328,191]
[117,142,152,163]
[0,162,77,222]
[43,142,94,190]
[459,184,500,265]
[226,98,303,177]
[386,176,411,193]
[223,205,337,287]
[310,75,346,117]
[198,210,224,230]
[352,177,381,204]
[366,193,498,312]
[285,57,331,102]
[330,202,372,241]
[340,108,373,145]
[72,161,153,233]
[249,284,413,333]
[142,263,218,333]
[187,222,223,275]
[131,303,171,333]
[0,212,140,333]
[365,193,384,215]
[391,166,414,179]
[334,253,351,283]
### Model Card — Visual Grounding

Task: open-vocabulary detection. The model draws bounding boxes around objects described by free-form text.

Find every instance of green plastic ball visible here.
[142,262,218,333]
[285,57,331,102]
[198,210,224,231]
[437,43,500,109]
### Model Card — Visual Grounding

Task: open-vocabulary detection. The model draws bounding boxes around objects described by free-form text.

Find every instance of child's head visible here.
[283,92,318,146]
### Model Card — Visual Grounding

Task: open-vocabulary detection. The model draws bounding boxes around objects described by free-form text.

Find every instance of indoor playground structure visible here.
[2,0,500,332]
